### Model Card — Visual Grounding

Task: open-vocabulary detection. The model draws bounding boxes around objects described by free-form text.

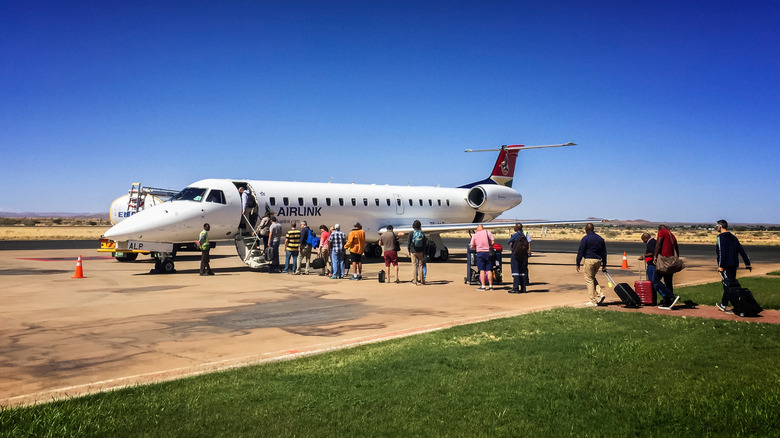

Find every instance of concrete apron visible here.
[1,245,777,406]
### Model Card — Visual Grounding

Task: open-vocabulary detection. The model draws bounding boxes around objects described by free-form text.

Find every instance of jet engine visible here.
[466,184,523,213]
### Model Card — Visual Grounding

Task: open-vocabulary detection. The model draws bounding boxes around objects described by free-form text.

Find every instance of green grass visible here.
[2,308,779,437]
[676,275,780,310]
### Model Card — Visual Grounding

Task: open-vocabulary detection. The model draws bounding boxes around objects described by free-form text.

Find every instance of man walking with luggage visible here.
[576,223,607,307]
[640,232,679,309]
[715,219,752,312]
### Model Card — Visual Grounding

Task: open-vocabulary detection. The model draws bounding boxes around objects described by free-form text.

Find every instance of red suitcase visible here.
[634,280,655,305]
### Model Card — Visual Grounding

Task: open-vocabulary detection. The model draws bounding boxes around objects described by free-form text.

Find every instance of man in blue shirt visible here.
[576,223,607,307]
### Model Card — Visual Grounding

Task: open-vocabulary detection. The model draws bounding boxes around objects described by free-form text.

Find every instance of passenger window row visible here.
[266,197,452,207]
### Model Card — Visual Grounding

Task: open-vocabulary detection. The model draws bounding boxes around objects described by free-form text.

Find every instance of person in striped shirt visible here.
[284,222,301,274]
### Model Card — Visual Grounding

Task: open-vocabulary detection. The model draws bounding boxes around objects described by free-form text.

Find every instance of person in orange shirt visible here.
[345,222,366,280]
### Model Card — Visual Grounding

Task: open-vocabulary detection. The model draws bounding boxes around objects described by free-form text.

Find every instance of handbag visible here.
[656,249,685,274]
[311,257,325,269]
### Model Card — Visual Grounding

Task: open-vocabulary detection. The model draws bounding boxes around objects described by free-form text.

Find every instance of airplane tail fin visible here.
[458,142,576,189]
[459,145,521,188]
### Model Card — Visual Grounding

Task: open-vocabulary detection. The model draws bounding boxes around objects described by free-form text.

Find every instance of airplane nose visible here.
[103,203,189,242]
[103,210,156,241]
[103,200,215,243]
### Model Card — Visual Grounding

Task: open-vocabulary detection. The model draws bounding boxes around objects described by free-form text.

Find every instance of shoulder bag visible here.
[656,248,685,274]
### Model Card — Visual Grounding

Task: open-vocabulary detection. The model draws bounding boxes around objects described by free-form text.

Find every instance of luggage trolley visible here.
[464,245,503,285]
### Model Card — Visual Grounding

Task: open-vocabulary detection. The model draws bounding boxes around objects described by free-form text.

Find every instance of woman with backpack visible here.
[408,220,427,285]
[508,223,530,293]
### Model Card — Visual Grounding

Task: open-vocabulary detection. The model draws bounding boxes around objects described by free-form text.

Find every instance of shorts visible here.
[351,252,362,263]
[383,250,398,267]
[476,252,492,271]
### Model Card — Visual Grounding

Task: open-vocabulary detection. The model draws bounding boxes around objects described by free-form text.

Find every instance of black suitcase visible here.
[720,272,762,317]
[264,246,273,262]
[378,270,386,283]
[604,271,641,308]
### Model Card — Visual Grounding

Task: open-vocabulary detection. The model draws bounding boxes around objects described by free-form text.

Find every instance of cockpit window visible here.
[206,189,226,204]
[172,187,207,202]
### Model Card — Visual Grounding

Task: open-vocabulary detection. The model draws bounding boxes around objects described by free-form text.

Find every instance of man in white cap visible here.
[328,224,347,279]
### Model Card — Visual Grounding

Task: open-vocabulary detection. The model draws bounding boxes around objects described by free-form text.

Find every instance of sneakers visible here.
[395,278,400,283]
[488,286,493,291]
[716,303,727,312]
[668,295,680,309]
[598,294,606,305]
[477,286,486,291]
[584,302,598,307]
[509,289,520,294]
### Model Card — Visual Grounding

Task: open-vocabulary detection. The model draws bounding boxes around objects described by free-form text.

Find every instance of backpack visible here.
[244,193,257,209]
[513,234,529,256]
[412,229,424,250]
[308,232,319,249]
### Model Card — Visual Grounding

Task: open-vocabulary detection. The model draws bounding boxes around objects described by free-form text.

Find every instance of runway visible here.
[1,239,778,406]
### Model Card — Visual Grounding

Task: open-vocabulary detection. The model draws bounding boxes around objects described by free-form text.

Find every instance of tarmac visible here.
[1,243,778,407]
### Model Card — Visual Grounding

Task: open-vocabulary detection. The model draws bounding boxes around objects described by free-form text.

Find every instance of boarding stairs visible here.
[234,212,270,269]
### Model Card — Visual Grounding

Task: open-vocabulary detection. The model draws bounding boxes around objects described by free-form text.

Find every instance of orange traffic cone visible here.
[72,255,86,278]
[620,252,629,270]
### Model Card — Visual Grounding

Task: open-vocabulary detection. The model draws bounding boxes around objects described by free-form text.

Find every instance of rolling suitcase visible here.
[378,269,386,283]
[634,280,654,305]
[720,272,762,317]
[635,263,655,305]
[604,271,641,308]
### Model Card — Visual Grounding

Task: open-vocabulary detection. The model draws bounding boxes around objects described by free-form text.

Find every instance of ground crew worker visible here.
[199,223,214,276]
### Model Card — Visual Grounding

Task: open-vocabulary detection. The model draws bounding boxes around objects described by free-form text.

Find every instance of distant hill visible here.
[0,212,109,219]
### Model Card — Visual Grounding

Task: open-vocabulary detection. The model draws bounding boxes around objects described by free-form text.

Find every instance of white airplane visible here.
[100,142,591,273]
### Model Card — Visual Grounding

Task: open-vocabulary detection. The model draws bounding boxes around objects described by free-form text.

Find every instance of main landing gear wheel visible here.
[427,244,449,262]
[366,243,383,258]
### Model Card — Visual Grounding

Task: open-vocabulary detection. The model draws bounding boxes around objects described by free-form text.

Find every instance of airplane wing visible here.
[380,219,605,235]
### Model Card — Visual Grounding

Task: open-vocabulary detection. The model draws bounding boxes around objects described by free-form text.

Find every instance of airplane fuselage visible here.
[103,178,523,244]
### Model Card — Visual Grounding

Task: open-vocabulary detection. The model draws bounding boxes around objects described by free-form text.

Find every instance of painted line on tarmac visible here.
[17,256,113,262]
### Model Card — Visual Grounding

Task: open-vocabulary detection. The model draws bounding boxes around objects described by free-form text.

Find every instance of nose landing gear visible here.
[151,253,176,274]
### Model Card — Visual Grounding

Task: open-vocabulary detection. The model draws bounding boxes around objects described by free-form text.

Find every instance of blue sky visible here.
[1,1,778,223]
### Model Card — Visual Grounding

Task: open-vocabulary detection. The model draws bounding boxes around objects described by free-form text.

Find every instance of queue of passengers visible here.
[251,215,429,283]
[221,210,730,309]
